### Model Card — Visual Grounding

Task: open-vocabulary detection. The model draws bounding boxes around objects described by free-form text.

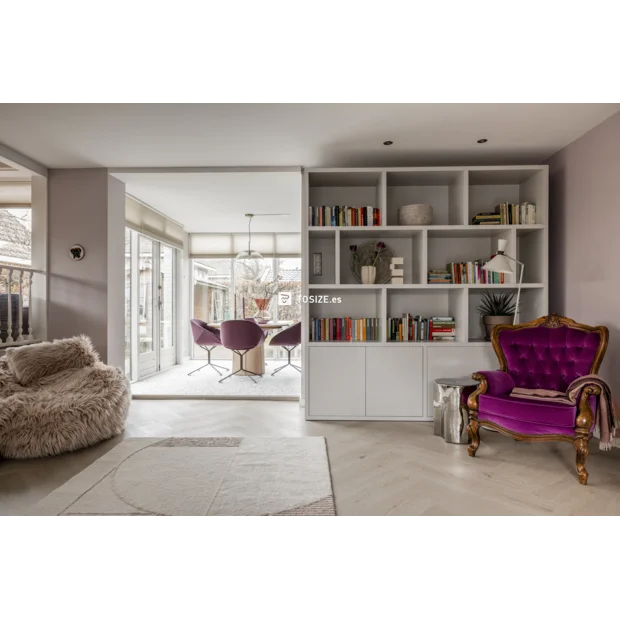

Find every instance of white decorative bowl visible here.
[398,204,433,225]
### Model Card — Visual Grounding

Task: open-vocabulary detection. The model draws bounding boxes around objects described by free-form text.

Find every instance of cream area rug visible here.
[29,437,335,516]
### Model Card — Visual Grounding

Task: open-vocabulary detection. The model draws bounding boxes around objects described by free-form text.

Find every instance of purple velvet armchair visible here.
[467,314,609,485]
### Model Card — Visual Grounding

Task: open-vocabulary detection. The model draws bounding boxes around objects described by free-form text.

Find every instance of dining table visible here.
[209,321,292,376]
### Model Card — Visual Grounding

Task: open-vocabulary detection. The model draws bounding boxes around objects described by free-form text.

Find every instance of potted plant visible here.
[477,290,518,340]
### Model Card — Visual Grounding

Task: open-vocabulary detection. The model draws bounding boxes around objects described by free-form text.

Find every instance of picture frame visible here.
[313,252,322,276]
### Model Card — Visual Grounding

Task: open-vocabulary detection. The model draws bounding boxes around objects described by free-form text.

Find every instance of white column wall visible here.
[48,169,125,366]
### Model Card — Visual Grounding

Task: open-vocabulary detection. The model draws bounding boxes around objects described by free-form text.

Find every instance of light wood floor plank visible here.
[2,400,620,515]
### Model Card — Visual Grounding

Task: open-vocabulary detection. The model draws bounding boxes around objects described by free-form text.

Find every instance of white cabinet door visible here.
[426,345,498,419]
[308,347,366,417]
[366,347,424,417]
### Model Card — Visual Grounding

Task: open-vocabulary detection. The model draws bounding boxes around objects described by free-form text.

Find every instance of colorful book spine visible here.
[386,315,455,342]
[445,262,505,284]
[309,317,379,342]
[492,202,536,225]
[309,206,381,227]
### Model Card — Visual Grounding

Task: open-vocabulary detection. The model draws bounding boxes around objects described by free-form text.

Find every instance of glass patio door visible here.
[128,230,177,380]
[158,244,176,372]
[138,235,157,377]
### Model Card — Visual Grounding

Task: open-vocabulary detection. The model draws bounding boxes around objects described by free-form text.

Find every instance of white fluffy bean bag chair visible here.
[0,336,130,458]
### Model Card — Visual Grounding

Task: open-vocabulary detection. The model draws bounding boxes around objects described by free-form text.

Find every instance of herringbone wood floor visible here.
[2,399,620,515]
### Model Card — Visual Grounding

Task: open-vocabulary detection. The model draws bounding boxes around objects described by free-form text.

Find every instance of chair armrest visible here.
[467,371,515,412]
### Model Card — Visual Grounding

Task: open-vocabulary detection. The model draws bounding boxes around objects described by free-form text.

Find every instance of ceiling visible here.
[1,103,619,169]
[114,171,301,233]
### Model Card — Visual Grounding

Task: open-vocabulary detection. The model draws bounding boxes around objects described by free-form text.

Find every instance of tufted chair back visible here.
[493,316,608,392]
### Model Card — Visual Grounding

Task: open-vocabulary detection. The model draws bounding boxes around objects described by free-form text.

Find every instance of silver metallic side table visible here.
[433,377,478,444]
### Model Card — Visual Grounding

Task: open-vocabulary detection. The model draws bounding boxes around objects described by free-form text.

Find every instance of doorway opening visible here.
[125,228,177,381]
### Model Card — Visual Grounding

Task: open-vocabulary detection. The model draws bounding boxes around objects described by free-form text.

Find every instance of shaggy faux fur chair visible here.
[0,336,130,459]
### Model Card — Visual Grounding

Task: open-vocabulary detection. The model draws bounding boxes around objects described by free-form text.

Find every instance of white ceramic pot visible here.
[361,265,376,284]
[398,204,433,225]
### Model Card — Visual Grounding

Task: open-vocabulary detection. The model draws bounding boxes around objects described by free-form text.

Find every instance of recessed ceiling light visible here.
[383,140,393,146]
[477,138,488,144]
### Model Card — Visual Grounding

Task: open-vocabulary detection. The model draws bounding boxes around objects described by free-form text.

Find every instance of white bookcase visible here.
[302,166,549,421]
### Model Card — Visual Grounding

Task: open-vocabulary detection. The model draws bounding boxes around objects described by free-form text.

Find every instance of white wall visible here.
[30,175,48,341]
[547,111,620,393]
[107,175,126,367]
[48,169,125,366]
[179,229,191,360]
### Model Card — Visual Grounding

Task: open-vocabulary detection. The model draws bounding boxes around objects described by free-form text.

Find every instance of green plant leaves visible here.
[476,290,517,316]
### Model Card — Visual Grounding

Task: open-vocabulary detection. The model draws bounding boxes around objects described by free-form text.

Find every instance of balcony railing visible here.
[0,263,45,347]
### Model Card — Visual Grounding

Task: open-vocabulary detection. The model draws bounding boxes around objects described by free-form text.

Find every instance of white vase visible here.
[361,265,376,284]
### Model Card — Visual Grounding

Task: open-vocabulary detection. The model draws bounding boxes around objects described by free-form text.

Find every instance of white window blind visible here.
[125,195,185,249]
[190,233,300,257]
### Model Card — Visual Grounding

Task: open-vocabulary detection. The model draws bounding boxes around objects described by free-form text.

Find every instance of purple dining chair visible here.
[189,319,227,376]
[219,319,266,384]
[269,322,301,375]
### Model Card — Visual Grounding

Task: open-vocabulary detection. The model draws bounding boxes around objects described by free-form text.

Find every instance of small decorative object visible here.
[390,257,404,285]
[398,204,433,225]
[312,252,323,276]
[248,279,279,323]
[349,241,393,284]
[70,244,85,261]
[254,298,272,323]
[477,290,518,340]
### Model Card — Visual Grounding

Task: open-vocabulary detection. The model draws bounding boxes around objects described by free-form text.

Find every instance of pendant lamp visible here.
[235,213,267,281]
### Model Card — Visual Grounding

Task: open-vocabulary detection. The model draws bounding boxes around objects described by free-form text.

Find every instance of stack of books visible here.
[387,315,456,342]
[428,269,452,284]
[494,202,536,225]
[309,206,381,227]
[309,317,379,342]
[448,261,505,284]
[471,212,502,225]
[430,317,456,341]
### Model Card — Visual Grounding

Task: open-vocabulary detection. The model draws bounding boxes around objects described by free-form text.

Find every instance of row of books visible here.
[387,315,456,342]
[449,261,505,284]
[494,202,536,225]
[309,317,380,342]
[309,206,381,227]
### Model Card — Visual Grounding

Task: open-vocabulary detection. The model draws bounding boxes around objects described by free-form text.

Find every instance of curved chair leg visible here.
[574,386,597,485]
[575,436,590,485]
[467,417,481,457]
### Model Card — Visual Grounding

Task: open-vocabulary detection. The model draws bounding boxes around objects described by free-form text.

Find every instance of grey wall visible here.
[547,111,620,390]
[48,169,125,366]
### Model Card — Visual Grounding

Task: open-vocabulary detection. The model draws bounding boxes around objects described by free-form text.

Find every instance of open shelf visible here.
[386,170,467,226]
[468,287,546,342]
[308,170,384,223]
[468,167,547,225]
[339,231,424,285]
[517,227,546,284]
[427,228,516,285]
[309,234,336,285]
[386,288,466,343]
